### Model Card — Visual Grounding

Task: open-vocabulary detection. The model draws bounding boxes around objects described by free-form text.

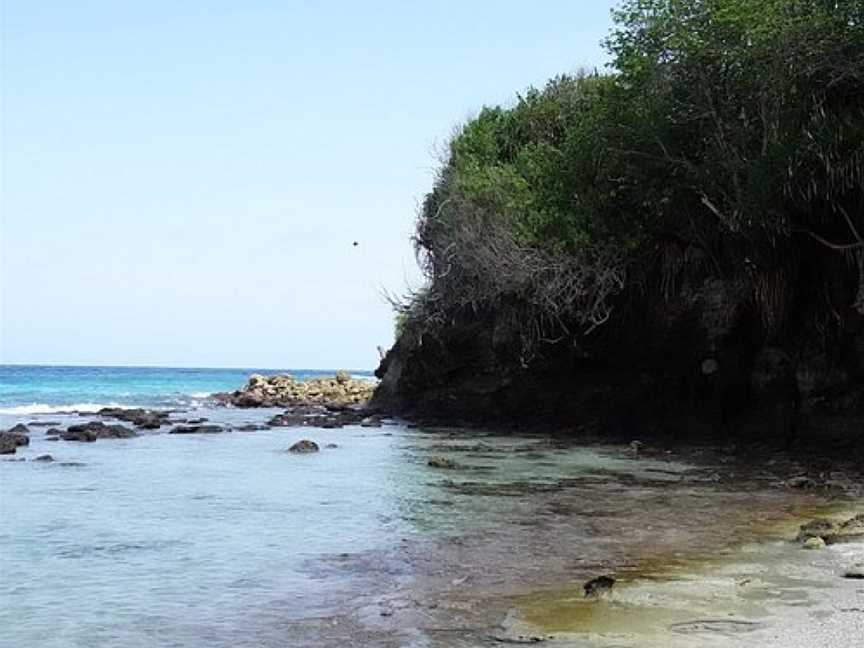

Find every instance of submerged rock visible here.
[267,404,368,429]
[669,619,765,635]
[428,456,459,469]
[169,425,224,435]
[233,424,267,432]
[287,440,319,453]
[97,407,170,429]
[34,454,55,462]
[583,575,615,598]
[784,475,821,489]
[60,422,137,442]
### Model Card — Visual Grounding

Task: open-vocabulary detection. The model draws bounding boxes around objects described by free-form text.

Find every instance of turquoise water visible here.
[0,365,373,418]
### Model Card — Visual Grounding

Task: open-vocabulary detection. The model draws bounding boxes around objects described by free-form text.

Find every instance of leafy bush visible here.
[399,0,864,352]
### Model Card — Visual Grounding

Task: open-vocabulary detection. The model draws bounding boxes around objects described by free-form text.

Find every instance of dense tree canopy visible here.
[401,0,864,356]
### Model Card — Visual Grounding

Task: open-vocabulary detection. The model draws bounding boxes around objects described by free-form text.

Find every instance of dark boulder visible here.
[60,422,137,442]
[287,440,319,453]
[235,391,266,408]
[34,454,55,462]
[0,435,18,455]
[583,575,615,598]
[0,427,30,454]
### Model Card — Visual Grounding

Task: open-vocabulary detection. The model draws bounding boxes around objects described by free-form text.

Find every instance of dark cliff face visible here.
[373,249,864,441]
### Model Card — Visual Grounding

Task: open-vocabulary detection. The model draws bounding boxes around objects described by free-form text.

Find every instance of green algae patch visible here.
[520,589,686,635]
[516,501,863,637]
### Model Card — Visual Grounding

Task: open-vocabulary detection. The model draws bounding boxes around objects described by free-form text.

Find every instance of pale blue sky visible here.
[1,1,617,369]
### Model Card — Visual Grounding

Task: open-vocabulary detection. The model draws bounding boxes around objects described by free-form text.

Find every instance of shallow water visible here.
[3,404,859,647]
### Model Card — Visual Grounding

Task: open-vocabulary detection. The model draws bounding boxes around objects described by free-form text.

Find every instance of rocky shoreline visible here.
[0,372,383,455]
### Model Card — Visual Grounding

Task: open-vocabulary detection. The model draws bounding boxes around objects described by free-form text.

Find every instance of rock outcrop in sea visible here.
[214,371,376,408]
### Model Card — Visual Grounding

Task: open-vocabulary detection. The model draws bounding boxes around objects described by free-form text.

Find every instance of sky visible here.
[0,0,618,370]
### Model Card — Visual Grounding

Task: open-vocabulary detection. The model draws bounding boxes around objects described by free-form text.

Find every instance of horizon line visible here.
[0,362,375,373]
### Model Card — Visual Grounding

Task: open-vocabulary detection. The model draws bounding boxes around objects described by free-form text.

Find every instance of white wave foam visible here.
[188,392,213,399]
[0,402,130,415]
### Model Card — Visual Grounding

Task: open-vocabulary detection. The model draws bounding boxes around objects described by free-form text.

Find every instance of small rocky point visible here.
[215,371,376,408]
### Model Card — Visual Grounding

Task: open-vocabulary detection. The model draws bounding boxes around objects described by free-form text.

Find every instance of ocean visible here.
[1,365,858,647]
[0,365,374,420]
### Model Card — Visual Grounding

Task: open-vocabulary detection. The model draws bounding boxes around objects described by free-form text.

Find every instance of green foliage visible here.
[605,0,864,242]
[409,0,864,343]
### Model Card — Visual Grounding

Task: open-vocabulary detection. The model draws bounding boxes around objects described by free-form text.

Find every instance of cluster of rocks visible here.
[797,513,864,548]
[267,403,383,430]
[215,371,376,408]
[0,424,31,454]
[95,407,170,429]
[51,421,137,442]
